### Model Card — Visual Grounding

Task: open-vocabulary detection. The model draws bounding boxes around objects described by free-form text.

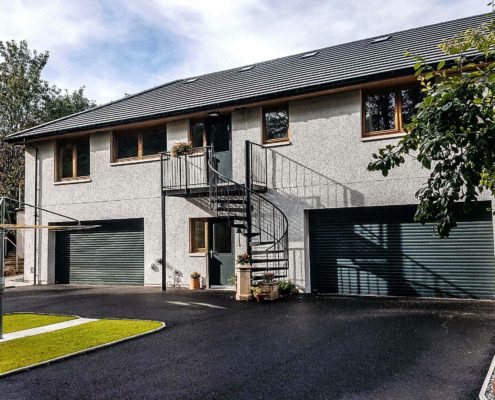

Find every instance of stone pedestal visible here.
[236,265,252,301]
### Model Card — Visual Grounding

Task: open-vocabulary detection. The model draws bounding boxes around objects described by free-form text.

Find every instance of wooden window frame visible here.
[362,84,420,138]
[189,119,208,148]
[190,218,208,254]
[112,125,166,162]
[55,137,90,181]
[262,104,290,144]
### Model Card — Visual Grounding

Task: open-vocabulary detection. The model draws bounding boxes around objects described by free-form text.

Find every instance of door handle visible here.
[209,249,215,257]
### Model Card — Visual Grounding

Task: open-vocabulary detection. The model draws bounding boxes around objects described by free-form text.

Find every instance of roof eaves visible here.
[6,67,421,143]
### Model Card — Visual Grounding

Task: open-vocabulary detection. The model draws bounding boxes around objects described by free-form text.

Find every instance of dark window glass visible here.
[264,105,289,141]
[116,131,139,159]
[365,91,396,133]
[192,220,206,252]
[191,121,205,148]
[213,222,232,253]
[59,143,74,178]
[76,137,90,176]
[143,127,167,156]
[401,87,424,125]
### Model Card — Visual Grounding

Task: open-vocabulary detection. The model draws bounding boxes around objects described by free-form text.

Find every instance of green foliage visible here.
[227,274,236,285]
[278,281,296,295]
[368,15,495,237]
[190,271,201,279]
[170,141,192,157]
[251,286,262,296]
[0,40,95,199]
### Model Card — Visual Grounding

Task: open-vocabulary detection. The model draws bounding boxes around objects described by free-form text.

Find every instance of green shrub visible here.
[278,281,296,295]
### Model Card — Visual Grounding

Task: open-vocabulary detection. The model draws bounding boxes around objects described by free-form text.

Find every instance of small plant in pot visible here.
[171,141,192,157]
[263,271,274,282]
[251,286,264,302]
[236,252,252,265]
[190,271,201,290]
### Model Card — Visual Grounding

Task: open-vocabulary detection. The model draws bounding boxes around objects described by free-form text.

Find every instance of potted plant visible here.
[258,271,279,301]
[236,252,252,265]
[251,286,264,302]
[171,142,192,157]
[190,271,201,290]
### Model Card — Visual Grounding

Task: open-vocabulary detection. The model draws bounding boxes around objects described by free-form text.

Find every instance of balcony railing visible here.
[161,147,210,194]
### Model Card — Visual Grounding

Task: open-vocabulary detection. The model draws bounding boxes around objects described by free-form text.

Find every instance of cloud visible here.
[0,0,486,103]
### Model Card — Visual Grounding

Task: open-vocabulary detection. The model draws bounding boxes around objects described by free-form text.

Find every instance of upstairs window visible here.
[56,137,90,181]
[263,104,289,143]
[190,120,207,148]
[363,85,424,137]
[113,125,167,161]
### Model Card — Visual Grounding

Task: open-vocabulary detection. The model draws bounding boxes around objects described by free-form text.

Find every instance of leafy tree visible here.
[43,87,96,122]
[368,16,495,237]
[0,40,95,199]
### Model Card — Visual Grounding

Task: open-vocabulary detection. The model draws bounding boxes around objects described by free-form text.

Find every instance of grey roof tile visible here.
[6,13,489,142]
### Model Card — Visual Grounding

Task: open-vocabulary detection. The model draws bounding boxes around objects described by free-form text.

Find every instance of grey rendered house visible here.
[6,13,495,299]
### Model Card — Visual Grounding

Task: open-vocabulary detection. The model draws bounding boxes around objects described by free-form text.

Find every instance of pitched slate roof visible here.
[6,13,489,142]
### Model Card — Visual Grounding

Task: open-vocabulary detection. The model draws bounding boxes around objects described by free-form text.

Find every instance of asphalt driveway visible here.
[1,286,495,400]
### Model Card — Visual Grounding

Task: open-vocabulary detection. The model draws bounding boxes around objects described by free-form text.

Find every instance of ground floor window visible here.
[190,218,207,253]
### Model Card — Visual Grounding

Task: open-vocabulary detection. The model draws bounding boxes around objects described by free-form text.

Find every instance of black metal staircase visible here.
[161,141,289,284]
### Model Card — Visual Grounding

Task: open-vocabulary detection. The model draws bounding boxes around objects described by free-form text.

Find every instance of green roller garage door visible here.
[308,202,495,299]
[55,219,144,285]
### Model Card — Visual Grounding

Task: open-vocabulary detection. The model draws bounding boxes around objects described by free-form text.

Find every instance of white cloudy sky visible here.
[0,0,487,104]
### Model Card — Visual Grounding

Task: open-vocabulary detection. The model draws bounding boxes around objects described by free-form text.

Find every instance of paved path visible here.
[0,317,98,342]
[1,285,495,400]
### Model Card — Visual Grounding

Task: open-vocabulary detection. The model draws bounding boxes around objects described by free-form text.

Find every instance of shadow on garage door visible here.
[55,218,144,286]
[308,202,495,299]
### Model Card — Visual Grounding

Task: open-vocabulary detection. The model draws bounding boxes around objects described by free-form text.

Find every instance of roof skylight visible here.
[371,35,391,43]
[239,65,255,72]
[301,51,319,59]
[184,78,198,83]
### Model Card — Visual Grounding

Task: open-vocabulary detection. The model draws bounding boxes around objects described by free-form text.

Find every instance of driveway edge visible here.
[0,319,166,378]
[480,353,495,400]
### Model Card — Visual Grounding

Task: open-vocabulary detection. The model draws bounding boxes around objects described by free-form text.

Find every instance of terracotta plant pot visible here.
[190,278,201,290]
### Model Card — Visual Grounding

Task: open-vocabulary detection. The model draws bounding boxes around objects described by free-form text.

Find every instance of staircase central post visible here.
[236,142,253,301]
[244,141,252,259]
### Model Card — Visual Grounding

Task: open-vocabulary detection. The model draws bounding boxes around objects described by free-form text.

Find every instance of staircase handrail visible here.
[207,144,289,255]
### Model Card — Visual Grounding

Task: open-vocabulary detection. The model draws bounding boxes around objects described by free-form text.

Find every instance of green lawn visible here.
[3,313,77,334]
[0,317,164,375]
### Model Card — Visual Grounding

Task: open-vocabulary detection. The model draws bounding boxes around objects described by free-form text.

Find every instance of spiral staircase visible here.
[162,140,289,284]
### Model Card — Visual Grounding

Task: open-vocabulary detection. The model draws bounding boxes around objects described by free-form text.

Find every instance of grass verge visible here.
[0,319,164,375]
[3,313,77,334]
